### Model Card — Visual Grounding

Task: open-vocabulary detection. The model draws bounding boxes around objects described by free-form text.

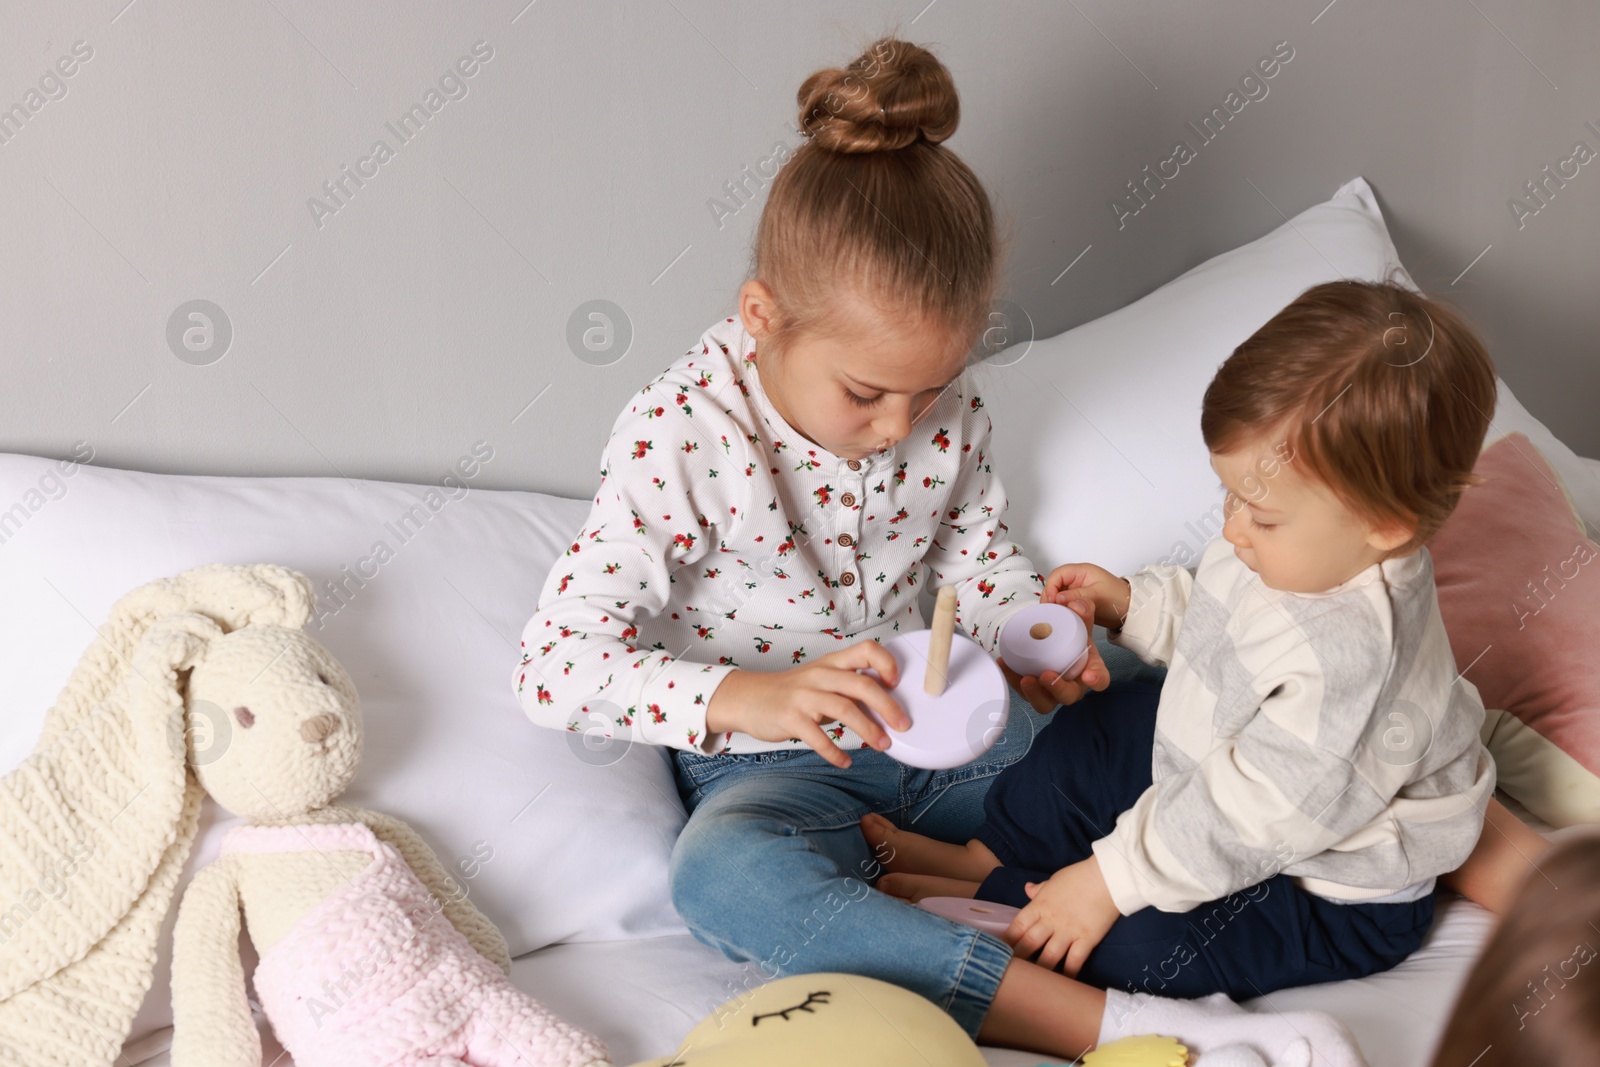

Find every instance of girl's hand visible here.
[998,599,1111,714]
[1042,563,1132,632]
[1004,855,1120,976]
[703,640,911,768]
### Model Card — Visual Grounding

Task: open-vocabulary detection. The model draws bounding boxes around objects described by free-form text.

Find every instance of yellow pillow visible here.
[630,973,987,1067]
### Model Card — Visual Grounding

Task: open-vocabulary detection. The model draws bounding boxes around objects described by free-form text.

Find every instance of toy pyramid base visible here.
[856,629,1010,770]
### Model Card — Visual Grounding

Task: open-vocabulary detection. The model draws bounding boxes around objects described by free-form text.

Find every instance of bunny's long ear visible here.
[0,612,216,1027]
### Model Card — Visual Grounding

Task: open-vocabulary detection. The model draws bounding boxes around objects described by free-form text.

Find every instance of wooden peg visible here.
[925,585,957,696]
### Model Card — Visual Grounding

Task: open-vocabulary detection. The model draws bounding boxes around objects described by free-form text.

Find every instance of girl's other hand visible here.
[998,599,1111,714]
[703,639,910,769]
[1042,562,1132,632]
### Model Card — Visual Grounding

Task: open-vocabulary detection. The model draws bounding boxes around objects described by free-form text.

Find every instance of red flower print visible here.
[633,440,652,459]
[931,428,951,452]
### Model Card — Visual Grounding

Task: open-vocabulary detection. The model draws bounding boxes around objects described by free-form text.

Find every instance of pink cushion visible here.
[1428,433,1600,778]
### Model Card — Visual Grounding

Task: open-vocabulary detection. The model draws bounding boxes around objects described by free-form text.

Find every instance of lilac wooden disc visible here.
[856,629,1009,770]
[999,602,1089,681]
[916,896,1020,935]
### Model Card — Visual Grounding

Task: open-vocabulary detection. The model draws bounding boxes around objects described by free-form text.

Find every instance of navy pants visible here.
[972,680,1437,999]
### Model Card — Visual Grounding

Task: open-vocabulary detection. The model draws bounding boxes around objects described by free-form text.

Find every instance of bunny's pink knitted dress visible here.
[226,822,607,1067]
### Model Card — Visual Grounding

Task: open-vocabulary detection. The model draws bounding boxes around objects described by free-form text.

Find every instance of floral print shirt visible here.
[513,315,1045,755]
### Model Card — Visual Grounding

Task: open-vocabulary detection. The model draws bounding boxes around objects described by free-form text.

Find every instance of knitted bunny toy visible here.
[162,590,609,1067]
[0,563,319,1067]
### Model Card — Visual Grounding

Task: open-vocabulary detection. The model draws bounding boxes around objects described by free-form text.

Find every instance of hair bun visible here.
[797,38,959,153]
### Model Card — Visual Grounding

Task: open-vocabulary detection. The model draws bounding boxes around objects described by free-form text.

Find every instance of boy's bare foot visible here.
[877,872,984,903]
[859,811,1005,880]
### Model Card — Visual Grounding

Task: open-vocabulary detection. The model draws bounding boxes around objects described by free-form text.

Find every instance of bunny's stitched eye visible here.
[316,672,330,685]
[233,706,255,728]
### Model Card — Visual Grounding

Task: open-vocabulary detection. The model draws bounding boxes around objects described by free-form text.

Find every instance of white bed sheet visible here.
[119,459,1600,1067]
[122,894,1494,1067]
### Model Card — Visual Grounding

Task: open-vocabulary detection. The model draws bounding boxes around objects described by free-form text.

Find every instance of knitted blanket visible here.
[0,564,315,1067]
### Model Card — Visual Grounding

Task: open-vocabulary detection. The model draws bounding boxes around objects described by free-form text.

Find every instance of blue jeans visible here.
[665,639,1165,1039]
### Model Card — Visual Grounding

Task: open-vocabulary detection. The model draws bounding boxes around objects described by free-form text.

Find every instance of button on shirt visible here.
[513,316,1046,755]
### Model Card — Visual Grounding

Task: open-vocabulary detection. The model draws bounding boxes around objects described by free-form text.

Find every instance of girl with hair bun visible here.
[516,33,1125,1054]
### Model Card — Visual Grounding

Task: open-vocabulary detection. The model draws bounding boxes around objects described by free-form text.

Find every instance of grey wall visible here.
[2,0,1595,500]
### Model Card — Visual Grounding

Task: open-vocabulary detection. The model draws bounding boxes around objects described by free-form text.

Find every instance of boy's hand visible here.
[1004,855,1120,976]
[998,599,1111,714]
[1042,563,1133,632]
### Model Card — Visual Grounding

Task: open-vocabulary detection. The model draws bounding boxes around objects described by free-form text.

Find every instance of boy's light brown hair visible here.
[1201,279,1497,555]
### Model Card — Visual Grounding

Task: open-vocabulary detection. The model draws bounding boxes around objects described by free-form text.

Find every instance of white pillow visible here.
[981,176,1599,576]
[0,452,691,1044]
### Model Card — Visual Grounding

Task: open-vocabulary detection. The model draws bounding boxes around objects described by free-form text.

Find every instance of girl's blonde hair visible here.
[754,37,1000,356]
